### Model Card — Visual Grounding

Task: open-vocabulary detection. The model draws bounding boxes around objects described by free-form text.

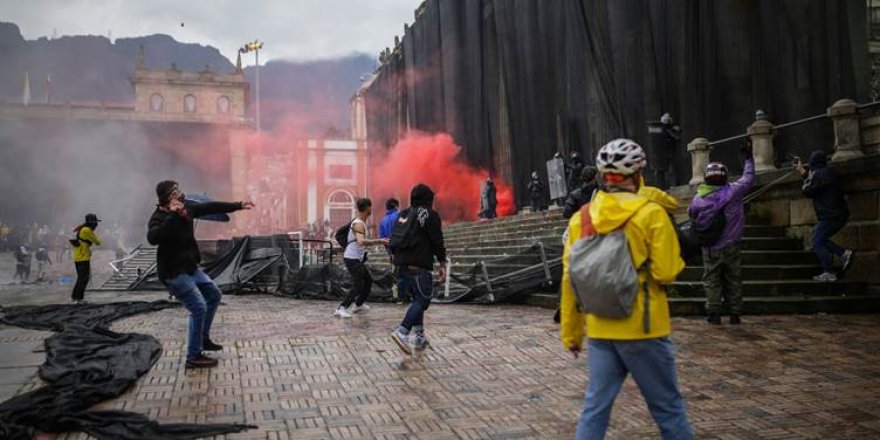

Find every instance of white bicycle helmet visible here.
[596,138,646,176]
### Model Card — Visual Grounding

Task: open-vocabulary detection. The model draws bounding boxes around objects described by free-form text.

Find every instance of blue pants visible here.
[165,269,222,361]
[576,338,693,440]
[812,218,847,273]
[398,267,433,334]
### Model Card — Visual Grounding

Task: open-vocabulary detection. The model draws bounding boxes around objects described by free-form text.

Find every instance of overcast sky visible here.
[4,0,415,62]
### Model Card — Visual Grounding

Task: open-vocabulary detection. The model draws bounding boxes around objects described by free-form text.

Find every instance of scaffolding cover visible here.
[362,0,869,203]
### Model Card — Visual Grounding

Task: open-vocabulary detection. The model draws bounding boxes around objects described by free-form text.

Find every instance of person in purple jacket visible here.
[688,142,755,325]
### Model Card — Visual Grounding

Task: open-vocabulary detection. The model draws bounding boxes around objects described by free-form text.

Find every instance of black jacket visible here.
[393,206,447,270]
[147,201,242,281]
[802,165,849,221]
[563,183,598,219]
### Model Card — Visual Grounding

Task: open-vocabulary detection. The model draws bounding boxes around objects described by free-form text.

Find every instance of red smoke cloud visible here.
[372,132,515,223]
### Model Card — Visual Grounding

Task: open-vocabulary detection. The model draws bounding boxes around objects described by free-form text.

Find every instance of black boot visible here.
[203,339,223,351]
[707,314,721,325]
[730,315,741,325]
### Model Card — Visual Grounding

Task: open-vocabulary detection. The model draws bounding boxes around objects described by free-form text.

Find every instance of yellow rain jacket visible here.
[73,226,101,262]
[560,189,684,349]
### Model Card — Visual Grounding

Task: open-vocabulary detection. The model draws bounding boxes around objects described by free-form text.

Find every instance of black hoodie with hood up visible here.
[801,151,849,221]
[394,184,447,270]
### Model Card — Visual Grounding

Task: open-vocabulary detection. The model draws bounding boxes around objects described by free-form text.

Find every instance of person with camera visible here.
[796,151,853,282]
[688,141,755,325]
[147,180,253,369]
[71,213,102,303]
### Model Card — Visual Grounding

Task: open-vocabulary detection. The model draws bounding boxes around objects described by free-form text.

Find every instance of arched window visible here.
[149,93,163,112]
[183,94,197,113]
[327,190,355,227]
[217,96,230,114]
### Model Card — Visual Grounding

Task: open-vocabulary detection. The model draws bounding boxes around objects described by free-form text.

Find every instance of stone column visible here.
[687,137,710,185]
[748,112,775,172]
[828,98,864,161]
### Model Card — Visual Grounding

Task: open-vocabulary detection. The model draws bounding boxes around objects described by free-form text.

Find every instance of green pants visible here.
[702,244,743,315]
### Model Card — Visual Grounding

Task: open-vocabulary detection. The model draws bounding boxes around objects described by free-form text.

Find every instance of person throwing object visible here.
[147,180,253,369]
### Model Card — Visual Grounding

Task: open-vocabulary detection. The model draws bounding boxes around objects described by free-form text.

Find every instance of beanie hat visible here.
[156,180,178,204]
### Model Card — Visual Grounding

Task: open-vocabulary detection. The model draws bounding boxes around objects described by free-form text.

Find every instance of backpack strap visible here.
[579,203,597,239]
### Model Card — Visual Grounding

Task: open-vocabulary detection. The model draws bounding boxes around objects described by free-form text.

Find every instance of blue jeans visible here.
[165,269,222,361]
[576,338,693,440]
[397,267,433,334]
[812,218,847,272]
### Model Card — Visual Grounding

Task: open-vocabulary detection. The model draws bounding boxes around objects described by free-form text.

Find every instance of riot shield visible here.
[546,157,567,200]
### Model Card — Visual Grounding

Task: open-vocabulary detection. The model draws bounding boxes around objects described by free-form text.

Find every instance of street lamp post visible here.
[240,40,264,132]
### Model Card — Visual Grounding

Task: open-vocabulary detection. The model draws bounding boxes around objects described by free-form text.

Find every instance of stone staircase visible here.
[95,245,157,291]
[434,210,878,315]
[367,210,566,286]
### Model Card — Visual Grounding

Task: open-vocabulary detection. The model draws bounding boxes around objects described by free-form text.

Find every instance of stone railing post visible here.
[748,110,775,172]
[828,98,864,161]
[687,137,710,185]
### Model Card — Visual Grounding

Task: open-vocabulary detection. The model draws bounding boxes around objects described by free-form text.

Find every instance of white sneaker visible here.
[812,272,838,282]
[391,329,412,355]
[334,306,353,318]
[842,250,854,273]
[350,304,370,314]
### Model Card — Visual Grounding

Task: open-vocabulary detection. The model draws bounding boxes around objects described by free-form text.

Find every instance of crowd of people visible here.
[0,219,131,286]
[3,137,854,438]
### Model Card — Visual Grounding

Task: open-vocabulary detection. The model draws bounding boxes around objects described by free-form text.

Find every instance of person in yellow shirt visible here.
[71,213,102,303]
[561,139,693,439]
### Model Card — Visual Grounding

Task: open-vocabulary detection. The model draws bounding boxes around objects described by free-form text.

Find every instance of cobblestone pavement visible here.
[2,289,880,439]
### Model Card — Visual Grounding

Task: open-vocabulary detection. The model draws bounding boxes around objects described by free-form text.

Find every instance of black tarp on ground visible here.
[363,0,870,202]
[278,242,562,305]
[0,301,255,440]
[129,235,288,292]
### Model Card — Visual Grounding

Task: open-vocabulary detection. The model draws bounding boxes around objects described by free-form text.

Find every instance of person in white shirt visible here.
[335,198,388,318]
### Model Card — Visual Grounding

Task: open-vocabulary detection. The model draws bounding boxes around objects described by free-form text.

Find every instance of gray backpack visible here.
[568,203,651,332]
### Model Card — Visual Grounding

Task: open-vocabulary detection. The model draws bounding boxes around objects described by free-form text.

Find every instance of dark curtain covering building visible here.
[362,0,870,204]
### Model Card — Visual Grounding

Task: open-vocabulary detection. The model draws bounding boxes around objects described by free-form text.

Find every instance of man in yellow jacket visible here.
[560,139,693,439]
[72,213,102,303]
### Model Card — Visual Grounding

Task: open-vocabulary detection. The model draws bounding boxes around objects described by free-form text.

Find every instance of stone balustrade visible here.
[687,98,878,184]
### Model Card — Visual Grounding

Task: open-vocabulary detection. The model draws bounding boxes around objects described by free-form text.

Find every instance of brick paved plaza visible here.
[1,285,880,439]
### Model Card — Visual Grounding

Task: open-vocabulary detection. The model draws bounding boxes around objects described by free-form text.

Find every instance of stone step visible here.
[445,233,565,247]
[445,226,567,241]
[692,250,817,266]
[518,293,880,315]
[445,219,567,235]
[670,279,867,297]
[445,212,564,230]
[678,265,820,282]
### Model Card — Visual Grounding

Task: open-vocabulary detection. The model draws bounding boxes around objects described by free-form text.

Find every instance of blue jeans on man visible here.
[576,338,693,440]
[812,217,847,273]
[397,267,433,336]
[165,269,222,361]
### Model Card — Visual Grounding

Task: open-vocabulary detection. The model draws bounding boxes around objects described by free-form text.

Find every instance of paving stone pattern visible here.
[3,291,880,439]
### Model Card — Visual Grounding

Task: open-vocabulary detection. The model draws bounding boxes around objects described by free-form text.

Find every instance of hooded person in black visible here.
[147,180,253,368]
[390,184,447,356]
[797,151,853,281]
[480,178,498,220]
[563,165,599,220]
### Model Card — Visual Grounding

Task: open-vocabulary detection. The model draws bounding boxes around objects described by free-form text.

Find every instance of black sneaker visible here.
[707,314,721,325]
[202,339,223,351]
[185,354,218,369]
[730,315,741,325]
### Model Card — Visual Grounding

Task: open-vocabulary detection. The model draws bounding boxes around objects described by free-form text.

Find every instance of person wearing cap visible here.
[147,180,254,369]
[71,213,102,303]
[797,150,853,282]
[688,141,755,325]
